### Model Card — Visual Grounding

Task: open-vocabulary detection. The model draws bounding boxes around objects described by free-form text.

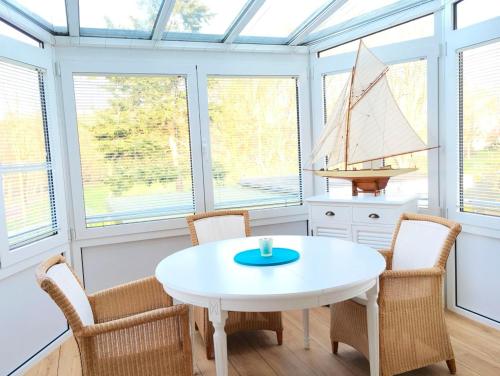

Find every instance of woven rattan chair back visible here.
[390,213,462,270]
[186,209,251,245]
[36,255,90,332]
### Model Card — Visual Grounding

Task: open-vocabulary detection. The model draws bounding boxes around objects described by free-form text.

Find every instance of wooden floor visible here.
[25,308,500,376]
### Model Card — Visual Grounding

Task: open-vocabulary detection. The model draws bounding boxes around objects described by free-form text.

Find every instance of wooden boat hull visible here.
[313,168,417,196]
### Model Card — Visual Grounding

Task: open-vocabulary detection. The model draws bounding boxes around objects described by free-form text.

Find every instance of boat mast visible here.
[344,41,362,170]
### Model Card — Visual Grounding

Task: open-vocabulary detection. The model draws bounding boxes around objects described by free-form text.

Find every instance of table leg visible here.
[189,305,197,374]
[208,302,229,376]
[366,281,380,376]
[302,308,310,350]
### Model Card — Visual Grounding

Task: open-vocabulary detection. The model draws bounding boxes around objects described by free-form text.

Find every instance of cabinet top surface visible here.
[305,193,418,205]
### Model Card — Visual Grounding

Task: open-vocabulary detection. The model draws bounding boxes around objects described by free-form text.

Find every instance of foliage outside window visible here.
[0,60,57,249]
[459,40,500,217]
[73,74,195,227]
[323,59,428,205]
[207,77,303,210]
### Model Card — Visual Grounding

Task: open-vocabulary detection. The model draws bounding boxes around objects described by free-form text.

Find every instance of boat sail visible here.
[310,40,436,196]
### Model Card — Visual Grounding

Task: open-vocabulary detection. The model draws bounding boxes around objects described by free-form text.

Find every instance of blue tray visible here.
[234,248,300,266]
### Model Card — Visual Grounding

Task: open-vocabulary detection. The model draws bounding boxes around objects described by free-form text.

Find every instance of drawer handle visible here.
[325,211,335,217]
[368,213,380,219]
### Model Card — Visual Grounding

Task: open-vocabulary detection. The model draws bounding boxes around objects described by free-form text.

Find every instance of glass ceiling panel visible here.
[3,0,67,33]
[240,0,328,38]
[80,0,162,38]
[164,0,248,40]
[313,0,399,34]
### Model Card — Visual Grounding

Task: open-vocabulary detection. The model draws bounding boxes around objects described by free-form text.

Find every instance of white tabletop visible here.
[155,235,386,303]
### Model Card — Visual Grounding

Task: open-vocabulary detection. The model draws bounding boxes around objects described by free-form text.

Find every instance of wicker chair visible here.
[36,255,193,376]
[186,210,283,359]
[330,213,462,376]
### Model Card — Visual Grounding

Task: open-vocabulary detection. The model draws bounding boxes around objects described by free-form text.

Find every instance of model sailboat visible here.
[310,40,435,196]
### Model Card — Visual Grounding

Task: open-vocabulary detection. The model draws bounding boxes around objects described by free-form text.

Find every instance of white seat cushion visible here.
[47,264,94,326]
[391,220,450,270]
[194,215,246,244]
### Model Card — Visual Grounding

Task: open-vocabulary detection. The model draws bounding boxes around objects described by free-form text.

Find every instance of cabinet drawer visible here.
[352,206,401,225]
[310,205,351,225]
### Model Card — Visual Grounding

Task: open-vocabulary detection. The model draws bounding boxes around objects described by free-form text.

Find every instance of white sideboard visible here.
[306,194,418,249]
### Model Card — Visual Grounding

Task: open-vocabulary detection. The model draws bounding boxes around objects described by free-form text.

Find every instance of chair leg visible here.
[276,329,283,345]
[206,341,214,360]
[446,359,456,374]
[332,341,339,354]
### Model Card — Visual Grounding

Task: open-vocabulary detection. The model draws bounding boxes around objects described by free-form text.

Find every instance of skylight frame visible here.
[1,0,68,35]
[304,0,437,45]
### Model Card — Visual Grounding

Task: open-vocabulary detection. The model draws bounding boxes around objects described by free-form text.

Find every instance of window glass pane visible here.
[314,0,398,34]
[165,0,247,38]
[73,74,195,227]
[455,0,500,29]
[240,0,327,38]
[80,0,162,37]
[323,60,428,205]
[384,59,428,206]
[0,60,57,248]
[207,77,302,210]
[459,41,500,216]
[0,18,40,46]
[3,171,55,248]
[3,0,67,32]
[319,15,434,58]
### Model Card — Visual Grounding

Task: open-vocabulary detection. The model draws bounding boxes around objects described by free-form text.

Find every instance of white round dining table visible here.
[155,235,386,376]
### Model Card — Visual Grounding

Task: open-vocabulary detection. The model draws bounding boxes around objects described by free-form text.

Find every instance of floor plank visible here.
[24,309,500,376]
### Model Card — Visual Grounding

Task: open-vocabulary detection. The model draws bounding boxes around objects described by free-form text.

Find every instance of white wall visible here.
[0,264,68,375]
[82,221,307,293]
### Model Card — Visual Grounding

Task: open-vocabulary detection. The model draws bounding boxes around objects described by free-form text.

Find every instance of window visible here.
[313,0,399,34]
[164,0,248,41]
[207,77,302,210]
[239,0,328,39]
[0,18,40,47]
[454,0,500,29]
[323,59,428,205]
[79,0,162,38]
[3,0,67,33]
[0,59,57,249]
[73,74,195,227]
[319,15,434,58]
[459,40,500,217]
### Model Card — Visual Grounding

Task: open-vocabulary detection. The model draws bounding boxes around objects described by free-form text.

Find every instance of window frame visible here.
[443,13,500,230]
[60,52,311,241]
[0,37,68,268]
[310,33,440,213]
[196,61,312,222]
[61,61,205,241]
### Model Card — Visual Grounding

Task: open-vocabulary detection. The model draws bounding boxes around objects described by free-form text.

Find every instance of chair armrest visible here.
[378,249,393,269]
[379,267,445,308]
[88,276,173,323]
[76,304,188,337]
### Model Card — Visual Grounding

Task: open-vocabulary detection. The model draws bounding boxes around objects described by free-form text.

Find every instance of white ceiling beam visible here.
[288,0,348,46]
[308,0,442,53]
[151,0,176,41]
[54,35,309,54]
[223,0,265,44]
[0,2,54,44]
[65,0,80,37]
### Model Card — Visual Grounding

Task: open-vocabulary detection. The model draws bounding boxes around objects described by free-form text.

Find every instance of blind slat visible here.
[73,74,195,227]
[459,40,500,217]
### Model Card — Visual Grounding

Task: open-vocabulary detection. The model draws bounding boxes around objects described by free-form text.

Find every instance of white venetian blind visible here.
[207,76,302,210]
[459,40,500,217]
[73,74,195,227]
[0,59,57,249]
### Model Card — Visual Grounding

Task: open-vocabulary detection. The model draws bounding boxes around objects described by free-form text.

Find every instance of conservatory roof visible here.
[0,0,439,48]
